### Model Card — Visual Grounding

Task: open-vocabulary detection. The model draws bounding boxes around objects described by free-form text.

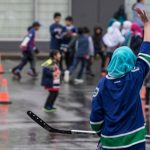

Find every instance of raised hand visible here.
[135,8,149,24]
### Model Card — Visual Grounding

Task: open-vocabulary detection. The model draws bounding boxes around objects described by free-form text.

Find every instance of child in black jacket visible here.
[41,50,61,112]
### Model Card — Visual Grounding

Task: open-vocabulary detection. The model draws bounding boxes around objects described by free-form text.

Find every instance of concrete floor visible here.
[0,59,150,150]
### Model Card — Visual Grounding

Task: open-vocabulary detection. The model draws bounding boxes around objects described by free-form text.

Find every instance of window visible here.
[0,0,71,41]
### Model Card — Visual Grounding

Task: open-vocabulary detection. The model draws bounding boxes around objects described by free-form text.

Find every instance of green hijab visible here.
[108,46,137,78]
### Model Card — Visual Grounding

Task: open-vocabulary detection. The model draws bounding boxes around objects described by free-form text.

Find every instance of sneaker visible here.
[43,107,56,113]
[12,69,21,79]
[27,70,38,77]
[74,79,84,84]
[64,70,70,82]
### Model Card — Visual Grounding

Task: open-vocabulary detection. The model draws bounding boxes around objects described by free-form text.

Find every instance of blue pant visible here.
[13,51,36,72]
[69,57,86,79]
[96,142,145,150]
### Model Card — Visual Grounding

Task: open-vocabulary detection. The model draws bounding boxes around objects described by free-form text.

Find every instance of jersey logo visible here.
[131,67,140,72]
[93,87,99,97]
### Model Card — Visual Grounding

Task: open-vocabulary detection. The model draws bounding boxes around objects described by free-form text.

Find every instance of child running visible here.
[90,9,150,150]
[12,21,41,79]
[41,50,61,112]
[68,27,89,84]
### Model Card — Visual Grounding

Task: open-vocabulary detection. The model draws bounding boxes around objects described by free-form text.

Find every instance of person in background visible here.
[83,27,95,77]
[121,21,132,46]
[41,50,61,112]
[49,12,65,51]
[107,18,117,28]
[132,0,145,28]
[93,26,105,71]
[113,5,127,24]
[107,5,127,27]
[90,8,150,150]
[144,73,150,110]
[12,21,41,79]
[49,12,65,71]
[62,16,77,69]
[68,27,89,84]
[130,23,143,55]
[103,21,125,66]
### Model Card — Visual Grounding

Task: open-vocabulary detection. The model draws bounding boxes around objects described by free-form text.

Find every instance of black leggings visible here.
[97,52,106,68]
[44,91,59,108]
[13,51,36,72]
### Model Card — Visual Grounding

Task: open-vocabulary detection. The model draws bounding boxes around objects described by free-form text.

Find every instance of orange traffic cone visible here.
[0,79,11,104]
[0,54,4,74]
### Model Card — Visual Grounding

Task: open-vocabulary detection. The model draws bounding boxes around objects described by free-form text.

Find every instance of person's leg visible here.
[12,52,29,72]
[65,51,71,70]
[44,91,59,109]
[28,52,37,76]
[59,51,64,71]
[86,58,90,72]
[86,57,94,76]
[12,52,29,79]
[77,57,86,79]
[104,51,113,69]
[69,57,80,75]
[69,51,75,68]
[50,91,59,107]
[99,52,105,69]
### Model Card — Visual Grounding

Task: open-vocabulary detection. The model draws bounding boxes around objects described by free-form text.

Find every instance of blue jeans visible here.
[69,57,86,79]
[13,51,36,72]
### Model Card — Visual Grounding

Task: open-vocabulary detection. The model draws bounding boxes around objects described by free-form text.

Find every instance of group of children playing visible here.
[11,12,104,112]
[9,2,150,149]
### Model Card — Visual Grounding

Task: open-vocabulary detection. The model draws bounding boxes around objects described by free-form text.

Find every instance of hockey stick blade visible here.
[27,111,150,138]
[27,111,72,134]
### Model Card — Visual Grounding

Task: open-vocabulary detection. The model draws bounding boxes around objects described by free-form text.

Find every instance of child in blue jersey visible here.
[62,16,77,69]
[41,50,61,112]
[90,9,150,150]
[49,12,65,71]
[12,22,41,79]
[49,12,65,51]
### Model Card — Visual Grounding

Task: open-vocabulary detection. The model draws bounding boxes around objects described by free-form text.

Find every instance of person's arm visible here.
[136,8,150,64]
[20,30,34,48]
[136,8,150,41]
[90,81,104,136]
[133,9,150,81]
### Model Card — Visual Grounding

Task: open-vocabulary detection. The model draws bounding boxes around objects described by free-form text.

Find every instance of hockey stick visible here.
[27,111,150,138]
[27,111,96,135]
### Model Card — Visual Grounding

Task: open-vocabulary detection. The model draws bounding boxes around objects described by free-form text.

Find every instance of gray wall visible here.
[0,0,124,53]
[0,41,49,53]
[72,0,125,32]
